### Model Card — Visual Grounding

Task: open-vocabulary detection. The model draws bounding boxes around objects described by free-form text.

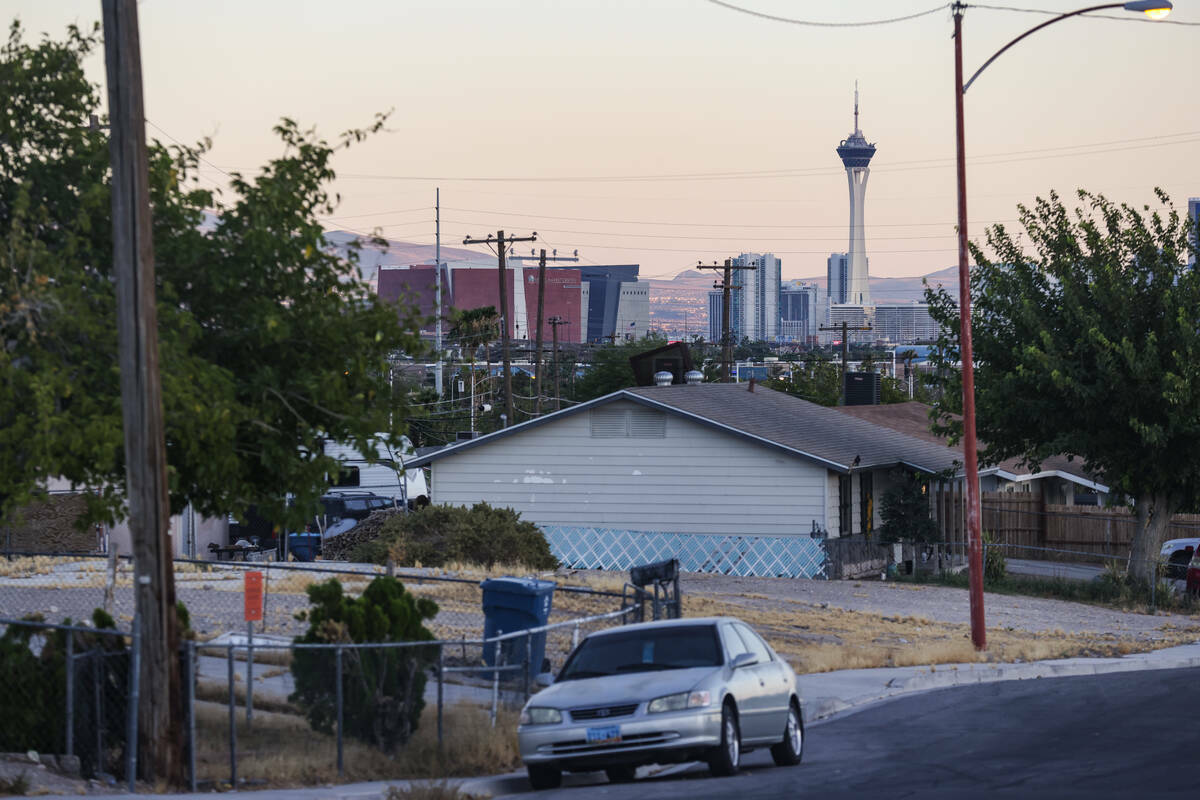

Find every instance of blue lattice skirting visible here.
[541,526,826,579]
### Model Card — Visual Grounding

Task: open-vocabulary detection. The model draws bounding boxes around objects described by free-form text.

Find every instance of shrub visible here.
[0,610,129,779]
[349,502,559,570]
[289,576,439,753]
[982,532,1007,585]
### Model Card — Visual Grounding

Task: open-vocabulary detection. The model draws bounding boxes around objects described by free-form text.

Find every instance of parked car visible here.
[1160,538,1199,593]
[517,617,804,790]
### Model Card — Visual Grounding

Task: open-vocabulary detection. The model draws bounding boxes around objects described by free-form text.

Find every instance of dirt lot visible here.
[561,569,1200,674]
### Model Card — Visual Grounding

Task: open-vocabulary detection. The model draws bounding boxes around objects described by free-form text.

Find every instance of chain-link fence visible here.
[0,556,630,641]
[0,618,138,790]
[1,557,650,791]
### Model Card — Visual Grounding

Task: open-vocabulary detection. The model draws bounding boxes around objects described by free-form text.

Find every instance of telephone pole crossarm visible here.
[462,230,537,424]
[697,259,756,383]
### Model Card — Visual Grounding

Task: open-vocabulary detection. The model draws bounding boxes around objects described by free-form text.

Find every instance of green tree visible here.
[877,470,940,546]
[767,359,841,406]
[572,335,669,401]
[925,189,1200,584]
[0,21,422,530]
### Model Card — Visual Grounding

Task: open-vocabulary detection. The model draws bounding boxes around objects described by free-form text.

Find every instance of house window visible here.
[860,472,874,537]
[838,475,852,536]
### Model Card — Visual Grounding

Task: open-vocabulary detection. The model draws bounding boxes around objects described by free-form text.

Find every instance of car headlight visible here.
[647,690,711,713]
[519,707,563,725]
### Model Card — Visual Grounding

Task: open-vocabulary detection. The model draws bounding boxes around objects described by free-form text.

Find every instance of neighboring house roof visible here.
[834,402,1108,492]
[406,384,963,476]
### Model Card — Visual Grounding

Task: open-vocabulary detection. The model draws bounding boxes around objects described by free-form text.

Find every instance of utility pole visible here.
[548,315,569,411]
[526,248,578,416]
[463,230,537,424]
[697,259,755,383]
[101,0,181,784]
[434,188,443,397]
[818,320,873,404]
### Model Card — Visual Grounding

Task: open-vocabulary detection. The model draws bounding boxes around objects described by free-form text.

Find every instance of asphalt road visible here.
[514,667,1198,799]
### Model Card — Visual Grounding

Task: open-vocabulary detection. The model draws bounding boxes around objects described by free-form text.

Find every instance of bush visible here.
[349,502,559,570]
[0,610,129,779]
[982,532,1007,585]
[290,576,439,753]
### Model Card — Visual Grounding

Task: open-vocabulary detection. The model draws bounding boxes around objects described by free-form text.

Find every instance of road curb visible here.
[801,639,1200,726]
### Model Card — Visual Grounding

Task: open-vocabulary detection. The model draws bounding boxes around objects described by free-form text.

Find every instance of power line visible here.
[198,128,1200,186]
[703,0,950,27]
[971,3,1200,25]
[319,205,431,221]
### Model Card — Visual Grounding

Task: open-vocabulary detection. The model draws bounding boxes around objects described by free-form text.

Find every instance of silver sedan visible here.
[517,616,804,790]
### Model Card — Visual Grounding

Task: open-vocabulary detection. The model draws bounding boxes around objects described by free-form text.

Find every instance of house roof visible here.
[405,383,963,475]
[834,402,1107,491]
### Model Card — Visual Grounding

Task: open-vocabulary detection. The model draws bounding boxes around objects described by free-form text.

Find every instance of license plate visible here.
[585,725,621,745]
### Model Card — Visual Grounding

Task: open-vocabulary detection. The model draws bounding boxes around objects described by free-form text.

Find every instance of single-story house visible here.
[834,402,1110,505]
[406,383,963,578]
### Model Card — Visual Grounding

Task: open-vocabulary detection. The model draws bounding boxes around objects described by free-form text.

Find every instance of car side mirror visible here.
[535,672,555,688]
[731,652,758,670]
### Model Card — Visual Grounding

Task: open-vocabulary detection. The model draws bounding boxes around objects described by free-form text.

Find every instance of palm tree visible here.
[450,306,500,402]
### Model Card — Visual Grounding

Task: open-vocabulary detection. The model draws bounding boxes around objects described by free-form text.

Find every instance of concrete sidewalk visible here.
[36,638,1200,799]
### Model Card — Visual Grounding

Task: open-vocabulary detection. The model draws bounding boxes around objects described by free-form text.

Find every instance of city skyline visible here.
[11,0,1197,293]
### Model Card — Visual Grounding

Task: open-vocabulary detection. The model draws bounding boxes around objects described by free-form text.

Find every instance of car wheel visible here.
[707,702,741,777]
[527,764,562,790]
[770,700,804,767]
[605,765,637,783]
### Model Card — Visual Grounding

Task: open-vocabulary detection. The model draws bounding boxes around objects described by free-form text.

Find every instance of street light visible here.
[951,0,1172,651]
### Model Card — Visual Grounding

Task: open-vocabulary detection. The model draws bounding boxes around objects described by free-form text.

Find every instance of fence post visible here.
[246,621,254,727]
[524,632,532,700]
[65,631,74,758]
[187,639,196,793]
[491,648,504,728]
[335,645,344,779]
[127,617,140,792]
[436,644,444,751]
[227,644,237,789]
[572,622,580,650]
[93,650,102,773]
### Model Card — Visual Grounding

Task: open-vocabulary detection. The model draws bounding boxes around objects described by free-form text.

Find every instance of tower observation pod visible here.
[835,83,876,305]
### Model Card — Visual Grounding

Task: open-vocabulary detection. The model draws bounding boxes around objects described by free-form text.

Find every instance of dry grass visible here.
[684,592,1200,674]
[193,700,520,788]
[386,782,485,800]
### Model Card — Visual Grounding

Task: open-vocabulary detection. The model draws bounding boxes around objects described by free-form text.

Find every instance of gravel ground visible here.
[677,571,1200,641]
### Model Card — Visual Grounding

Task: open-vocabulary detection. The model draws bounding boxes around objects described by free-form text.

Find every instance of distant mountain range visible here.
[645,266,960,334]
[322,229,960,334]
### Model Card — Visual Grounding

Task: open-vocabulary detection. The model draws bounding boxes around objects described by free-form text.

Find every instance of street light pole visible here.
[951,0,1172,652]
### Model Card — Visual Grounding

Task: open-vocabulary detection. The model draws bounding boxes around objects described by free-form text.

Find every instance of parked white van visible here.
[322,435,428,507]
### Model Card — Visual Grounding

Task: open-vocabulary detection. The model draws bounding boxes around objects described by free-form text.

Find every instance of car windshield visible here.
[557,625,723,681]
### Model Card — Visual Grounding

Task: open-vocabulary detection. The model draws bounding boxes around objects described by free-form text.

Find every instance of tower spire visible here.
[854,80,859,133]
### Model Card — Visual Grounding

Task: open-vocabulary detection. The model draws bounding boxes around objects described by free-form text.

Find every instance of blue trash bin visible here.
[287,533,321,562]
[481,577,556,671]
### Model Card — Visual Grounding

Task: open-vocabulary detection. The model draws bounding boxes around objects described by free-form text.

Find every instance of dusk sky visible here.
[14,1,1200,290]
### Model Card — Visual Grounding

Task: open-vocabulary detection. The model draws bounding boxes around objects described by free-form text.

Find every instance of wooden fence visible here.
[980,492,1200,561]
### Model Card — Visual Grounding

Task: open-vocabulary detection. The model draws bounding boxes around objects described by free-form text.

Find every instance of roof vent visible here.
[684,369,703,385]
[653,370,673,387]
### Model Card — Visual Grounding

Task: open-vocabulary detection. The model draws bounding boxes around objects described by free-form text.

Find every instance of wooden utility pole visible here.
[697,259,755,382]
[463,230,537,423]
[529,248,578,416]
[818,320,873,404]
[101,0,182,784]
[548,316,569,411]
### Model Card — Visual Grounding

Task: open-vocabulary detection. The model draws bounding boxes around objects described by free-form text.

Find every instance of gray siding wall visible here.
[431,400,826,536]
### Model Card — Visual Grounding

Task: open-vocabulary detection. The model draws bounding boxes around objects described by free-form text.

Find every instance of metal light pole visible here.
[951,0,1173,651]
